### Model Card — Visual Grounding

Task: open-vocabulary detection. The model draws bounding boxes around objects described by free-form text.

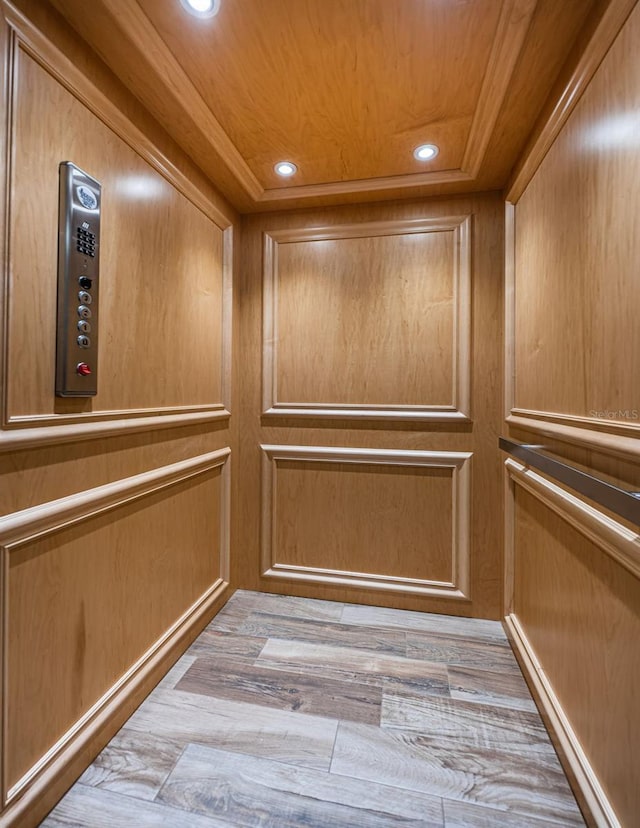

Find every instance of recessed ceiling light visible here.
[413,144,439,161]
[274,161,297,177]
[180,0,220,18]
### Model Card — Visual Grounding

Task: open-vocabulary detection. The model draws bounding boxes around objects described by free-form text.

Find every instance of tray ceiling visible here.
[48,0,598,211]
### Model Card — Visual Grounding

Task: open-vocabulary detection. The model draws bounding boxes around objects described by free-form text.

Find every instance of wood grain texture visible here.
[447,664,537,713]
[507,0,636,202]
[3,0,236,223]
[176,655,383,725]
[5,45,228,422]
[512,485,640,827]
[75,0,497,187]
[236,611,406,655]
[76,730,184,802]
[237,194,504,619]
[504,10,640,823]
[48,0,595,210]
[263,216,471,420]
[125,688,338,771]
[340,604,507,641]
[5,465,225,793]
[443,798,577,828]
[381,693,553,757]
[41,590,584,828]
[256,639,450,688]
[42,784,230,828]
[261,447,472,599]
[0,5,238,826]
[157,743,444,828]
[511,0,640,434]
[332,722,583,824]
[405,631,519,673]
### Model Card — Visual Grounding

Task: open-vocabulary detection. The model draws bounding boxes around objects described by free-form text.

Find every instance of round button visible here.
[77,320,91,333]
[77,335,90,348]
[78,276,92,290]
[76,362,92,376]
[77,305,92,319]
[78,290,92,304]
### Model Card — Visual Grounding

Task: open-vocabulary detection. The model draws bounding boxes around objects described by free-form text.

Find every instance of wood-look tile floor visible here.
[41,591,585,827]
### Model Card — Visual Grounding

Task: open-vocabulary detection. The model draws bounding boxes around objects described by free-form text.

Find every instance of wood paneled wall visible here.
[0,3,237,826]
[505,4,640,825]
[238,192,503,618]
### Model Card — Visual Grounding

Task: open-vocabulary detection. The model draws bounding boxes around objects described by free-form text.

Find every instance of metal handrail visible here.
[499,437,640,526]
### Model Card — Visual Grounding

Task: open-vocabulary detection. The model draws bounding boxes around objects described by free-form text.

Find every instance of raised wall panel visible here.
[261,446,471,600]
[503,5,640,825]
[3,37,232,428]
[262,217,471,421]
[0,7,237,826]
[1,449,230,802]
[506,468,639,828]
[508,1,640,440]
[240,193,503,619]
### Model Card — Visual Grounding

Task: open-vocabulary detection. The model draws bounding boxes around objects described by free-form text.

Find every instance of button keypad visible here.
[76,226,96,258]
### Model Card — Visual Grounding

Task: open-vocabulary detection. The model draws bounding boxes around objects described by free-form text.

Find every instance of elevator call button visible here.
[76,362,92,376]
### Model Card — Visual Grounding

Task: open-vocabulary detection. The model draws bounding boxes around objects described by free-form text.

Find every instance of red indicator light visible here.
[76,362,92,376]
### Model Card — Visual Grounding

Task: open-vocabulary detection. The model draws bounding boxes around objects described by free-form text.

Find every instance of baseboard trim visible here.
[504,613,620,828]
[0,580,233,828]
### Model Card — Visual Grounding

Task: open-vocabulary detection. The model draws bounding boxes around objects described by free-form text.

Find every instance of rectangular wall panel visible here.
[5,44,231,425]
[1,449,230,802]
[263,217,471,421]
[261,446,471,600]
[508,478,639,828]
[240,193,504,619]
[508,3,640,438]
[0,9,237,827]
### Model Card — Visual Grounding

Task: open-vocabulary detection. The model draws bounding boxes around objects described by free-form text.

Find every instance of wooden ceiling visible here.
[48,0,600,212]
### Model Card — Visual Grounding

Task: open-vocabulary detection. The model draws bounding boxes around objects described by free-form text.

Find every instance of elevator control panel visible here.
[55,162,101,396]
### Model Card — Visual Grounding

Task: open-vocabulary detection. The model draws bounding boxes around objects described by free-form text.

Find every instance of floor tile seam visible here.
[152,742,223,812]
[177,666,385,701]
[154,735,345,777]
[192,638,410,669]
[65,780,214,823]
[149,740,192,805]
[136,688,353,730]
[237,609,412,634]
[204,634,409,659]
[380,687,550,728]
[234,630,411,656]
[375,720,560,760]
[328,762,581,824]
[164,742,451,827]
[440,793,585,827]
[430,662,526,677]
[328,760,448,803]
[336,719,569,775]
[257,636,454,668]
[168,682,383,723]
[377,696,552,734]
[404,631,512,646]
[252,661,445,691]
[344,623,508,642]
[337,615,507,639]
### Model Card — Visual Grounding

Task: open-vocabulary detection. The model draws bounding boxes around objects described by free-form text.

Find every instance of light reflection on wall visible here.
[114,174,167,200]
[584,111,640,151]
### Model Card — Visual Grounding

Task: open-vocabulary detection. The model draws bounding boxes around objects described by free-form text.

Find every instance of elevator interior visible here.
[0,1,638,826]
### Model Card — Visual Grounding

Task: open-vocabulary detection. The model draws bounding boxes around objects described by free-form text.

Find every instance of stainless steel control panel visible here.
[56,162,101,396]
